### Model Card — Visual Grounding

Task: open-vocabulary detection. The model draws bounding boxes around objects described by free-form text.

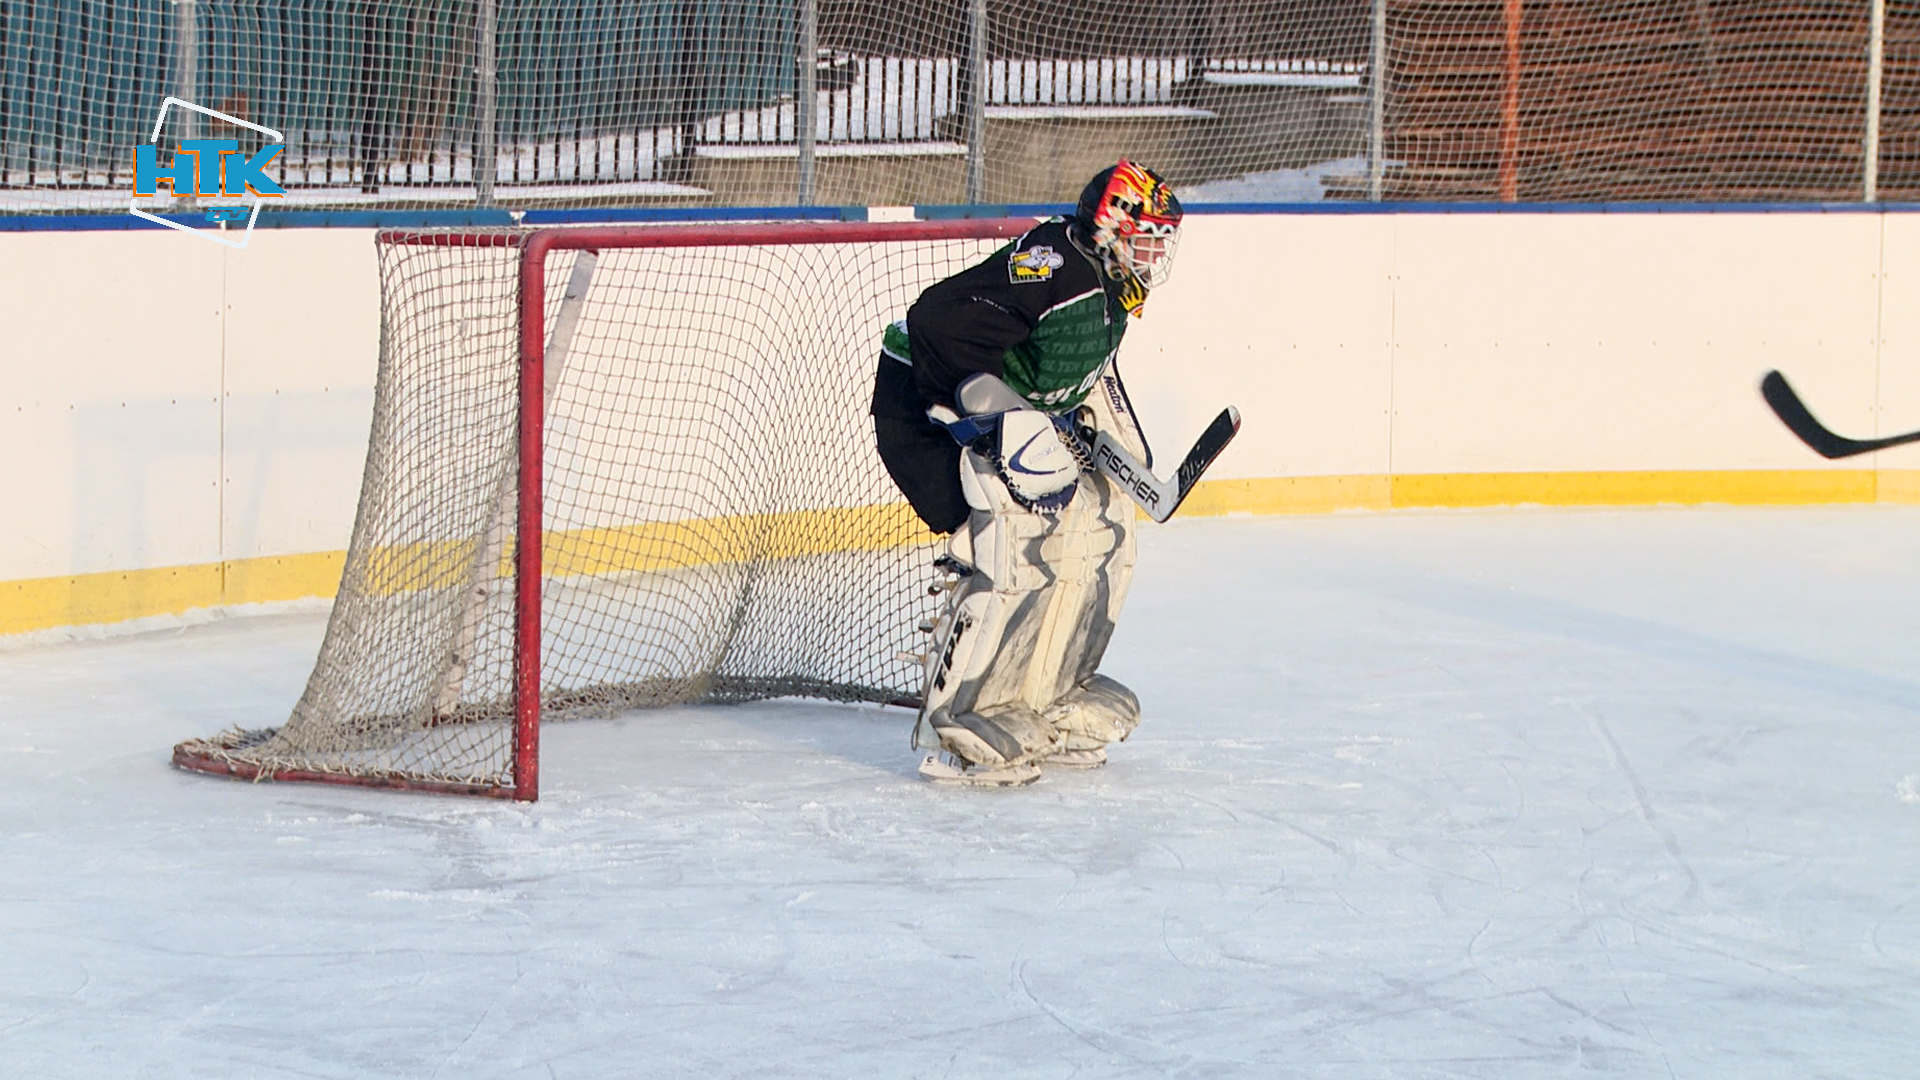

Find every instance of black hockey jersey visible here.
[872,217,1142,421]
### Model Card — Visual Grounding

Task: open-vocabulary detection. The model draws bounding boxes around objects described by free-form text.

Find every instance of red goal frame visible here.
[174,217,1034,801]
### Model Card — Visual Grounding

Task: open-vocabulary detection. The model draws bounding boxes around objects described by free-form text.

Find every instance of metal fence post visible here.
[174,0,198,207]
[174,0,197,127]
[478,0,497,207]
[1369,0,1386,201]
[798,0,816,205]
[1498,0,1520,201]
[1866,0,1885,202]
[965,0,986,203]
[669,0,700,187]
[359,0,379,194]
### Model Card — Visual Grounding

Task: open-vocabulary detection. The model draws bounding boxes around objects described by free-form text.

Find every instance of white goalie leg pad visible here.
[913,450,1065,768]
[914,449,1140,768]
[1045,747,1108,768]
[1044,673,1140,751]
[926,698,1060,769]
[1021,405,1141,757]
[1017,468,1137,712]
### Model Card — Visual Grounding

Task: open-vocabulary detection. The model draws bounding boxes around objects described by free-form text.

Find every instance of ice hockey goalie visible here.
[868,160,1184,785]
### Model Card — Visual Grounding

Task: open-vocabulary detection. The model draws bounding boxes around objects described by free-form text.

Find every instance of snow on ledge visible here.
[1203,71,1363,89]
[984,105,1218,121]
[694,141,968,160]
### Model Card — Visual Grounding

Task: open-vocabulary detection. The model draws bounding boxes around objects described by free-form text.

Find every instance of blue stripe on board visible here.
[0,214,173,232]
[0,209,519,231]
[0,205,858,231]
[259,210,521,228]
[519,205,862,224]
[7,201,1920,232]
[1177,201,1920,215]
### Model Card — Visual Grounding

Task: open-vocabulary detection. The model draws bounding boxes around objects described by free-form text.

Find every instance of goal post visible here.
[172,217,1034,801]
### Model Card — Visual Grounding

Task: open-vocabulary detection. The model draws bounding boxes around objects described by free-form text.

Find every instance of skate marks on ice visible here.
[2,508,1920,1076]
[1107,508,1920,1076]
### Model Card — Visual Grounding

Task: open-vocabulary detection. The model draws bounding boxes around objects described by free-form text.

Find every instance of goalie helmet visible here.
[1074,160,1184,289]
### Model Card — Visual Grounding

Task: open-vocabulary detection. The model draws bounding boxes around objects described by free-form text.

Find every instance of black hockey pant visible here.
[871,356,968,535]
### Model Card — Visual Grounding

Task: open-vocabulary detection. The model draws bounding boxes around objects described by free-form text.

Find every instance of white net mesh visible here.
[174,221,1020,795]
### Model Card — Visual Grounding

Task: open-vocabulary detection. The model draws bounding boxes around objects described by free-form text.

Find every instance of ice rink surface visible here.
[4,507,1919,1079]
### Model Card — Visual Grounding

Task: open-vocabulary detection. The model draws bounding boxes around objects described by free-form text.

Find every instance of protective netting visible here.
[174,223,1015,795]
[1377,1,1920,202]
[18,1,1919,211]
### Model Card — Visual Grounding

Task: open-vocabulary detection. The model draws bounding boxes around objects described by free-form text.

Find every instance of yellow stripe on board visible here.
[221,551,349,606]
[1177,475,1393,516]
[1389,468,1882,509]
[1,551,346,637]
[1873,469,1920,503]
[6,470,1918,634]
[353,502,938,595]
[1177,468,1911,516]
[548,502,935,579]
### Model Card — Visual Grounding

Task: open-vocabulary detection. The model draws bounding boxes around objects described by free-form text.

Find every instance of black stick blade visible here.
[1169,406,1242,511]
[1760,370,1920,460]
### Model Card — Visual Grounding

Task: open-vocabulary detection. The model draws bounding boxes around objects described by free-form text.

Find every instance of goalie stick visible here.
[1760,370,1920,460]
[1076,406,1241,523]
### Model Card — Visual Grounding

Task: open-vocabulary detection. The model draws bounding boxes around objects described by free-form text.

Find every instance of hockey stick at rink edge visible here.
[1760,370,1920,460]
[1080,406,1241,523]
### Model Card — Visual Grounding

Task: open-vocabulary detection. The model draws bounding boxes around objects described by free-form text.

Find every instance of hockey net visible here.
[173,219,1030,799]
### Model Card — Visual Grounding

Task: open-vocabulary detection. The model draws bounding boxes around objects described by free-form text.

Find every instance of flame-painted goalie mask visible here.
[1075,160,1184,289]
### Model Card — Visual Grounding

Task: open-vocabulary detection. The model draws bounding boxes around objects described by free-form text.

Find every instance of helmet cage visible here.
[1084,160,1183,288]
[1120,215,1181,288]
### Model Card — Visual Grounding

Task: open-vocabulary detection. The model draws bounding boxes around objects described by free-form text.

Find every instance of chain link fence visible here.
[3,0,1917,212]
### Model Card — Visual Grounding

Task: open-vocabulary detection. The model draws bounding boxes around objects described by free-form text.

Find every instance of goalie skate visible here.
[918,752,1042,787]
[1045,747,1108,768]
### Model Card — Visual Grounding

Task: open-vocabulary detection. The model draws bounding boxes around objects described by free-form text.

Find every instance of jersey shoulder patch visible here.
[1007,244,1066,284]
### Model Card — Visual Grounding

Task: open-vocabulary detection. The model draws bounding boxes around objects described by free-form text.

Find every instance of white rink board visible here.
[1878,212,1920,437]
[0,227,375,583]
[1122,210,1911,477]
[0,231,225,579]
[1118,212,1397,479]
[5,210,1920,591]
[220,229,381,567]
[1384,211,1883,473]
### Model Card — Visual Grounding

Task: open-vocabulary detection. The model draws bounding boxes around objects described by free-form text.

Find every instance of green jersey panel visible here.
[999,289,1122,410]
